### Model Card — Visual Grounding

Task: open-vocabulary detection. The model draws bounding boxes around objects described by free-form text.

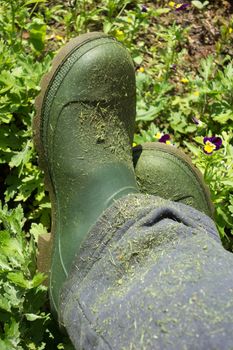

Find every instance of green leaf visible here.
[133,55,143,65]
[0,295,12,312]
[0,282,23,311]
[0,204,25,234]
[103,21,112,33]
[213,111,233,124]
[24,0,46,5]
[0,71,15,95]
[0,125,21,152]
[186,125,197,133]
[221,180,233,187]
[4,318,22,348]
[9,141,32,176]
[191,1,209,9]
[31,273,46,287]
[153,8,170,16]
[7,272,30,289]
[136,106,160,121]
[216,207,233,228]
[193,136,204,145]
[27,18,47,52]
[30,223,48,243]
[0,340,10,350]
[25,313,44,321]
[0,253,11,271]
[183,141,200,157]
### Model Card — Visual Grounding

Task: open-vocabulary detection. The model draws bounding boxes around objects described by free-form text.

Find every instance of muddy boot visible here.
[133,142,214,217]
[33,32,138,317]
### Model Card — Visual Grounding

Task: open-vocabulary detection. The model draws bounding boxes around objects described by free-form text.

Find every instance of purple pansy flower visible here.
[141,5,148,12]
[170,64,177,71]
[203,136,222,155]
[192,116,202,126]
[192,116,200,125]
[204,136,222,150]
[175,3,190,11]
[159,134,171,143]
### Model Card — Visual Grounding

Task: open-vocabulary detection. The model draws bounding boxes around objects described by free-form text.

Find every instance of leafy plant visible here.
[0,203,48,349]
[0,0,233,347]
[192,1,209,10]
[185,131,233,246]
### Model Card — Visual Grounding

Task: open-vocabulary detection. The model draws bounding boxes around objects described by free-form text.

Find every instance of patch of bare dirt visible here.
[147,0,233,70]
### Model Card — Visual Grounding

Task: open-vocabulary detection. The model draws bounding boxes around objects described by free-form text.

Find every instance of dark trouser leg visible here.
[59,194,233,350]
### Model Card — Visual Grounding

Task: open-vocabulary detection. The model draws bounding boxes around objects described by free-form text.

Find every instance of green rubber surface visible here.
[33,33,138,316]
[133,142,213,217]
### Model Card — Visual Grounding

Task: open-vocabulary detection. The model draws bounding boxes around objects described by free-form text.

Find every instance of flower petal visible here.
[203,141,216,154]
[141,5,148,12]
[175,3,190,11]
[212,136,222,150]
[203,136,222,150]
[203,136,212,144]
[159,134,170,143]
[203,148,214,155]
[170,64,177,71]
[192,116,200,125]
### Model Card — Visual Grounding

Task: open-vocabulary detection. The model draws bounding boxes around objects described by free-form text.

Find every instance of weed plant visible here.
[0,0,232,348]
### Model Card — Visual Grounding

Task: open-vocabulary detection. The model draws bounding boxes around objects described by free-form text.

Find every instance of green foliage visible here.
[0,0,52,227]
[168,56,233,135]
[0,0,233,347]
[132,9,233,244]
[0,203,49,349]
[0,203,72,348]
[192,1,209,10]
[185,132,233,240]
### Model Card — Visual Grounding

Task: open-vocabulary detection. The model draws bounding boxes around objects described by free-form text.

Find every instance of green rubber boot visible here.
[133,142,214,217]
[33,32,138,317]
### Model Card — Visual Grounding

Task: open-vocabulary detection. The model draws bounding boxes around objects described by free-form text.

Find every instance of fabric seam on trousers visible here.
[68,296,113,350]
